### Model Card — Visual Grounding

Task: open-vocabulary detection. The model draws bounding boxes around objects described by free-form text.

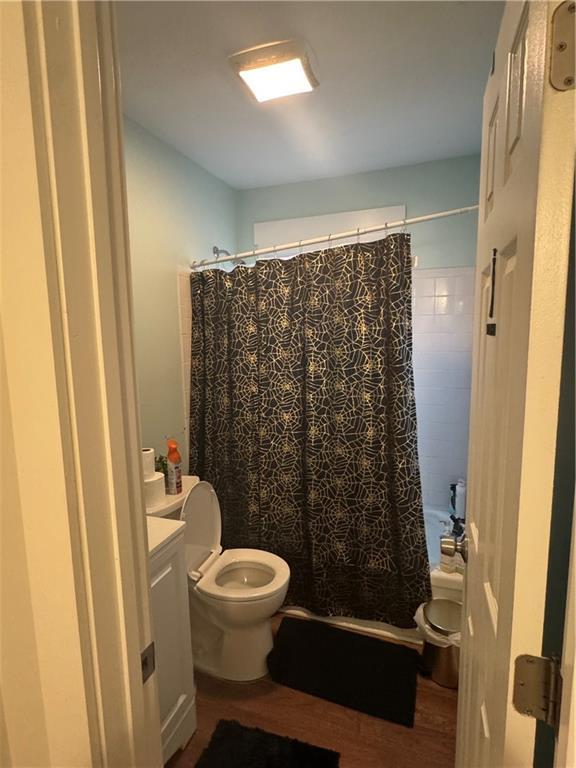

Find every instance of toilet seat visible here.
[182,479,291,681]
[181,481,289,602]
[197,548,290,603]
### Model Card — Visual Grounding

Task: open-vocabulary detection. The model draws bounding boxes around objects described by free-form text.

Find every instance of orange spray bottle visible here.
[166,438,182,495]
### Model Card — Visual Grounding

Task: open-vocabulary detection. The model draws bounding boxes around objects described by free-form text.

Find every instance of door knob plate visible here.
[440,534,468,563]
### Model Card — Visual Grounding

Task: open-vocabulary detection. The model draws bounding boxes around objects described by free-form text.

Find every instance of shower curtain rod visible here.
[192,204,479,270]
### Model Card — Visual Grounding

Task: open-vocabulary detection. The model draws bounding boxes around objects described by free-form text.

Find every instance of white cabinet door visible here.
[456,2,574,766]
[150,530,196,762]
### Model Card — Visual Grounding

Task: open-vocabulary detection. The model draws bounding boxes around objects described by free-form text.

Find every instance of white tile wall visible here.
[412,267,475,510]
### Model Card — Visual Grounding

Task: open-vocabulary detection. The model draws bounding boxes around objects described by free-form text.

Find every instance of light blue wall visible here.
[124,118,237,459]
[236,155,480,269]
[124,125,479,460]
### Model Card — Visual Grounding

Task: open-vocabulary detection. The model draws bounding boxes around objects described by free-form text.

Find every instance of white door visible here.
[456,2,574,767]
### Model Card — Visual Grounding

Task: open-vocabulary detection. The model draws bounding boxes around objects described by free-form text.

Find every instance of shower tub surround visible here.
[183,264,472,640]
[284,267,473,642]
[283,505,463,644]
[412,266,475,509]
[189,236,430,629]
[181,264,475,513]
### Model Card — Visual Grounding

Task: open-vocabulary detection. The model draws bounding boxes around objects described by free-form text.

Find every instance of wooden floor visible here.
[167,619,458,768]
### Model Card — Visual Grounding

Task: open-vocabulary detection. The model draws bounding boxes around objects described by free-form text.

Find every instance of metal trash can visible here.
[421,598,461,689]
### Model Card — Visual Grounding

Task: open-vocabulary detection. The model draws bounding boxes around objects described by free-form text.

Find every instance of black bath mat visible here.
[267,617,419,727]
[194,719,340,768]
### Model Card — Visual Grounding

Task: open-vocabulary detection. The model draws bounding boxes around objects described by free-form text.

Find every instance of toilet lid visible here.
[181,481,222,573]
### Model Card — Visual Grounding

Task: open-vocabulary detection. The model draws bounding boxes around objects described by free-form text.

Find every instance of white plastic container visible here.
[455,478,467,519]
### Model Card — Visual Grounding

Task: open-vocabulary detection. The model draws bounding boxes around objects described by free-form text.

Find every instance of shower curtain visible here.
[189,234,430,627]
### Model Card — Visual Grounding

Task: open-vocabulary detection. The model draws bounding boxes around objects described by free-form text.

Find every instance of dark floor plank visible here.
[167,618,457,768]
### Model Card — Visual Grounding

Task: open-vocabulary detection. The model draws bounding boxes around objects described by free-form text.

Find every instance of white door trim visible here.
[1,2,162,765]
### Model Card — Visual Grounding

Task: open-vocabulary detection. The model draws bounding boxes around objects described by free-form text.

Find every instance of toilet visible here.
[181,481,290,682]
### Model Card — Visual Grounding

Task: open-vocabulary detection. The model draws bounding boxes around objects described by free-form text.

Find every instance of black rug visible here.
[267,617,419,727]
[195,719,340,768]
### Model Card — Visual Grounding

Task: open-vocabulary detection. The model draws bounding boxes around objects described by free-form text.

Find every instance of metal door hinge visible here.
[513,654,562,732]
[141,641,155,684]
[550,1,575,91]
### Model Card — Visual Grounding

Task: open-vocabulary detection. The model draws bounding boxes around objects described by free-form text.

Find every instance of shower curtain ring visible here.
[328,233,332,248]
[298,239,303,255]
[356,227,360,245]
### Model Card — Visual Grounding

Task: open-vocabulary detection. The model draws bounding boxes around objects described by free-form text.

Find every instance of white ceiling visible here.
[116,1,502,189]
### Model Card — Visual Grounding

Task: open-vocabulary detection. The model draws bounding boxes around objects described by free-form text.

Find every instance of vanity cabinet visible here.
[147,517,196,762]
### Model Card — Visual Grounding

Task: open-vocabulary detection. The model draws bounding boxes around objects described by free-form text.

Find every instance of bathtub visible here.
[281,505,464,645]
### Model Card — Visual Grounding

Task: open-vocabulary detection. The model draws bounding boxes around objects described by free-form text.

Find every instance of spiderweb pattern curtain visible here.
[189,234,430,627]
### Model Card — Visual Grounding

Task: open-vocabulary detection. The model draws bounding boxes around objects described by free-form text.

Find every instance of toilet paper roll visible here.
[144,471,166,509]
[141,448,156,480]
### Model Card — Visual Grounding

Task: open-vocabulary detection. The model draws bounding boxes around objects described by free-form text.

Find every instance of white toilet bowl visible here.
[181,482,290,681]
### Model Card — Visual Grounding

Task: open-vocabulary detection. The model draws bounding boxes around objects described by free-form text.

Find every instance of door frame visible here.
[1,2,162,765]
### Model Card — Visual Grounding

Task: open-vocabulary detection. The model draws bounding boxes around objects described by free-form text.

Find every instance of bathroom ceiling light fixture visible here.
[229,40,318,103]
